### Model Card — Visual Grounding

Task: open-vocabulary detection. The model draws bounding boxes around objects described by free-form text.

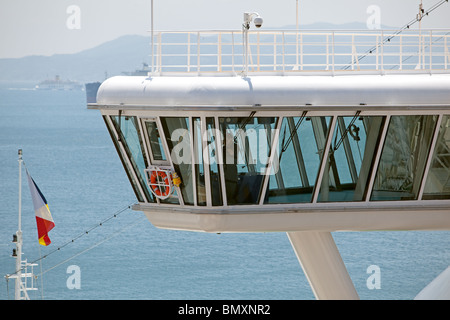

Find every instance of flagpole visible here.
[15,149,23,300]
[7,150,40,300]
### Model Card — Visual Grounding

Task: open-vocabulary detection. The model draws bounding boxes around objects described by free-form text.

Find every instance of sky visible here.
[1,0,450,59]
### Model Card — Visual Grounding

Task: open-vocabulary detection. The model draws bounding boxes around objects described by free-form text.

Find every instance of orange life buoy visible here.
[150,170,171,197]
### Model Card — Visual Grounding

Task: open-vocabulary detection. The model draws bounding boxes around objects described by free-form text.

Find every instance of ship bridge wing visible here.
[89,73,450,233]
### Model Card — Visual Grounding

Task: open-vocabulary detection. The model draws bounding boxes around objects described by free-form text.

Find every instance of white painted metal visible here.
[90,29,450,301]
[312,116,337,203]
[287,231,359,300]
[364,115,391,202]
[145,29,450,74]
[418,114,444,200]
[200,116,212,206]
[214,116,228,206]
[96,74,450,108]
[136,200,450,233]
[259,117,283,205]
[415,266,450,300]
[189,116,197,206]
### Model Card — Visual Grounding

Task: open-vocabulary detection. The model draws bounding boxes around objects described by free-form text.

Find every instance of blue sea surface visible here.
[0,82,449,300]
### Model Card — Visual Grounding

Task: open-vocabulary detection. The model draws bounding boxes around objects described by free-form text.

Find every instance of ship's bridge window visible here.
[160,117,195,205]
[110,115,154,203]
[371,115,438,201]
[142,119,180,204]
[265,116,332,204]
[206,118,224,206]
[190,117,224,206]
[144,120,167,162]
[160,117,225,206]
[318,116,385,202]
[423,115,450,200]
[219,116,277,205]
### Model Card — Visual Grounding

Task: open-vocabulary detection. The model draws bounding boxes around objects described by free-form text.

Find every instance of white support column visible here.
[287,231,359,300]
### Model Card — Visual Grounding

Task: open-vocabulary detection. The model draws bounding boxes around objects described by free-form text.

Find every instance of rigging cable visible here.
[332,111,361,152]
[4,202,136,280]
[38,202,135,262]
[279,111,308,162]
[39,215,147,277]
[281,111,308,154]
[342,0,449,70]
[388,30,450,70]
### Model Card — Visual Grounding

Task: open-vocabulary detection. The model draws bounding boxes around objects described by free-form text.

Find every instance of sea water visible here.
[0,82,449,300]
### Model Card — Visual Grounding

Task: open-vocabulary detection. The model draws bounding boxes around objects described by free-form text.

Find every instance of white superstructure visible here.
[97,74,450,108]
[89,27,450,299]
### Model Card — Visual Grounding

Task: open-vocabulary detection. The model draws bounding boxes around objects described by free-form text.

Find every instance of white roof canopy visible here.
[94,74,450,109]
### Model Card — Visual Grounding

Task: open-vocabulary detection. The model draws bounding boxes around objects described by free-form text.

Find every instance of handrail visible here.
[148,29,450,75]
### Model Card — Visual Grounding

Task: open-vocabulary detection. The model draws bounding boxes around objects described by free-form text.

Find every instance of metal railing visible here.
[149,29,450,75]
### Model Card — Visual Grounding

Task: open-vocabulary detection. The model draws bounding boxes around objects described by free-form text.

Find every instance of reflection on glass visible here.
[144,120,179,204]
[265,116,331,204]
[319,116,385,202]
[219,116,277,205]
[145,121,167,161]
[190,117,224,206]
[423,115,450,199]
[193,118,206,206]
[160,117,194,205]
[110,115,154,203]
[206,118,223,206]
[371,115,437,201]
[104,117,144,202]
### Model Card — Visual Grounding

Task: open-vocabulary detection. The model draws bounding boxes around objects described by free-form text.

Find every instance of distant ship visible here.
[85,81,102,103]
[35,75,84,91]
[121,62,151,76]
[89,18,450,300]
[83,63,149,103]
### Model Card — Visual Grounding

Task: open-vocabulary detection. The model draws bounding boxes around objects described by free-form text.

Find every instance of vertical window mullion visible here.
[201,116,212,206]
[312,115,337,203]
[418,114,443,200]
[215,116,228,206]
[189,116,198,206]
[139,119,153,167]
[365,115,391,202]
[259,116,283,205]
[156,116,185,206]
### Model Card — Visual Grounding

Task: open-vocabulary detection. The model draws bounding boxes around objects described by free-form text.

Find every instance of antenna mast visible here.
[5,149,38,300]
[151,0,154,75]
[417,0,425,68]
[14,149,23,300]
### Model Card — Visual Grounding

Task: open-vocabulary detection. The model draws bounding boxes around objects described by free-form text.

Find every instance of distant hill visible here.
[0,22,393,84]
[0,34,151,83]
